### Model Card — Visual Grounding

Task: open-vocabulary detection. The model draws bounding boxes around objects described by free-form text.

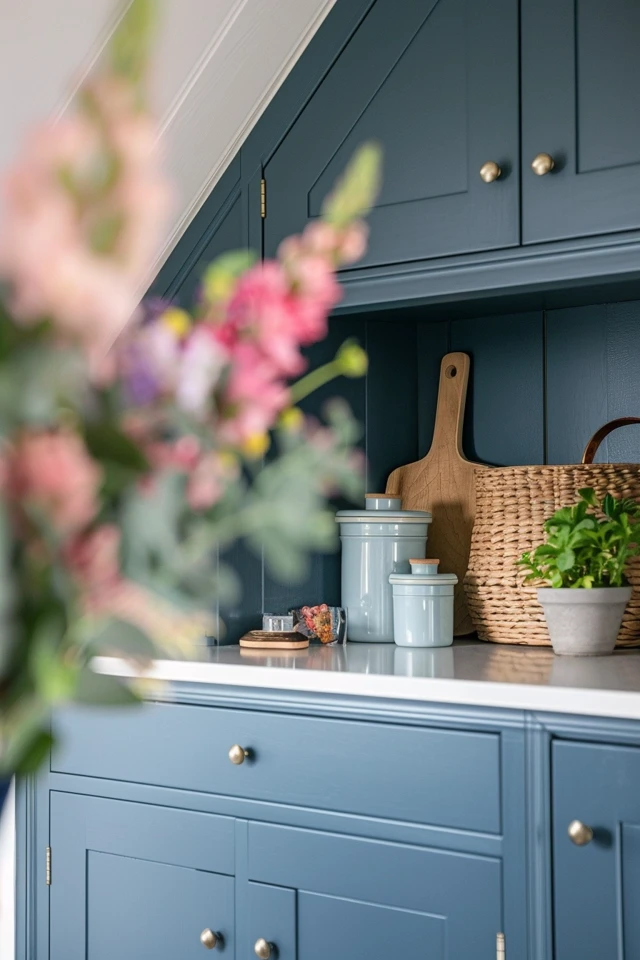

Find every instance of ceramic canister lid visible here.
[336,494,432,525]
[389,559,458,585]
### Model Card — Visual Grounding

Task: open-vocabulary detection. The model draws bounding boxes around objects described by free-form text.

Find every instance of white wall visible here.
[1,0,337,271]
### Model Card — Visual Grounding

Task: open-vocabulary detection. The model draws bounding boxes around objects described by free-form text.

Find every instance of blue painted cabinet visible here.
[48,792,236,960]
[553,740,640,959]
[263,0,520,266]
[247,823,503,960]
[522,0,640,245]
[22,696,640,960]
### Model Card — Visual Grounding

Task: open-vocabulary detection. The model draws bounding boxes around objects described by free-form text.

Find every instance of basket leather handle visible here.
[582,417,640,464]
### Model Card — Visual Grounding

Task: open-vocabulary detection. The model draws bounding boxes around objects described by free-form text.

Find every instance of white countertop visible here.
[93,640,640,721]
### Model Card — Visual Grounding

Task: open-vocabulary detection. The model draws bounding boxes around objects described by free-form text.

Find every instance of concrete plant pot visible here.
[537,586,632,656]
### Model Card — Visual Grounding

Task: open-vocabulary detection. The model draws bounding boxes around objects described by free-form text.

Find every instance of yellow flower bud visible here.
[279,407,305,432]
[242,432,270,459]
[337,341,368,377]
[161,307,191,338]
[204,271,235,304]
[218,450,239,473]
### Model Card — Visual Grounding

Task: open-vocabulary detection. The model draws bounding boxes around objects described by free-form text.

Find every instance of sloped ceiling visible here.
[0,0,337,270]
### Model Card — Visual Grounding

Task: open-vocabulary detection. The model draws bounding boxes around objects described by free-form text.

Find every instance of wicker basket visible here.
[464,418,640,647]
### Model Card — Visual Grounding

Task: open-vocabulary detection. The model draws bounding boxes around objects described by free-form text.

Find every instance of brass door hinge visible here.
[260,178,267,219]
[496,932,505,960]
[45,846,51,886]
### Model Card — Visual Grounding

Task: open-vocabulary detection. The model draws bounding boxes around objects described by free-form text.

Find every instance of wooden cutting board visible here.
[385,352,489,636]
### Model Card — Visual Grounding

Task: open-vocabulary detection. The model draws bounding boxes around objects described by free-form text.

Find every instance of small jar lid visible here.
[337,495,431,524]
[365,493,402,511]
[389,558,458,585]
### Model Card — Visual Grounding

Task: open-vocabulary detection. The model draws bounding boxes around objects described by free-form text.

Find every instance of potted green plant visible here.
[518,488,640,656]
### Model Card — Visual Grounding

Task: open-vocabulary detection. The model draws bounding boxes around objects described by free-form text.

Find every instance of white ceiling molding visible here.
[0,0,337,272]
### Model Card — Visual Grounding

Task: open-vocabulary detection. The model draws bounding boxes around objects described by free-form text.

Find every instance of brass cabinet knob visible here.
[228,744,249,765]
[200,929,222,950]
[479,161,502,183]
[254,938,274,959]
[568,819,594,846]
[531,152,555,176]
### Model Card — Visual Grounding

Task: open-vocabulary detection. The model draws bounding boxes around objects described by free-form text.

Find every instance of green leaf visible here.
[90,212,125,255]
[73,668,140,706]
[84,422,149,472]
[322,142,383,228]
[201,250,257,304]
[108,0,156,89]
[31,617,77,703]
[602,493,616,519]
[579,487,599,507]
[12,729,55,776]
[89,619,156,661]
[557,548,576,572]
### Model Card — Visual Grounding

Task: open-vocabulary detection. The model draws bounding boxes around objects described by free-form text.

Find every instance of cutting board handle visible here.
[429,352,471,458]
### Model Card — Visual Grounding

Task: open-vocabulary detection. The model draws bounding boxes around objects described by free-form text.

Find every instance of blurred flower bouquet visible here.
[0,0,380,790]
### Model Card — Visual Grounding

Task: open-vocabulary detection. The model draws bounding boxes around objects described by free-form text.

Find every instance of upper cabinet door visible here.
[522,0,640,244]
[264,0,519,267]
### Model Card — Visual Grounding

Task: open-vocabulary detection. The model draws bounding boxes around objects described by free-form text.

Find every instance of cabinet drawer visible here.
[53,702,501,833]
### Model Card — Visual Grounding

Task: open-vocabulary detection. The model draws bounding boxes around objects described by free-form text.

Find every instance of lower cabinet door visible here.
[247,823,502,959]
[50,793,235,960]
[553,740,640,959]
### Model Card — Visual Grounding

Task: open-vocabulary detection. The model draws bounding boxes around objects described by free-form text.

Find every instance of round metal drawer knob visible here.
[228,744,249,765]
[200,929,222,950]
[254,938,274,959]
[531,152,555,176]
[479,160,502,183]
[568,819,594,846]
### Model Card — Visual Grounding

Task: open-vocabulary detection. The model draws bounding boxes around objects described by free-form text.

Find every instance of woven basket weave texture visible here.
[464,463,640,647]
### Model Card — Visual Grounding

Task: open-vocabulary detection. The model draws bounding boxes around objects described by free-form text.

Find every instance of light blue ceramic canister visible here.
[389,559,458,648]
[336,495,432,643]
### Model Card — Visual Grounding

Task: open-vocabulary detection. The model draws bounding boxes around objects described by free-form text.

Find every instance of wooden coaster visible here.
[239,631,309,650]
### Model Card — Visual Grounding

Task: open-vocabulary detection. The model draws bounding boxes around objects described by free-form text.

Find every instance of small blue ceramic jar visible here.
[389,559,458,648]
[336,495,432,643]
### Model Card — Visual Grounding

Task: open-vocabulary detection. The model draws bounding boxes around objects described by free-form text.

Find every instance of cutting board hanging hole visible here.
[445,364,457,379]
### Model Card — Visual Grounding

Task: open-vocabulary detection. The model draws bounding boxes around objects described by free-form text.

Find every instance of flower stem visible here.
[289,360,340,404]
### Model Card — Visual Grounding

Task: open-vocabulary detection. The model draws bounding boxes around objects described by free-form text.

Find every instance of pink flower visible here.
[298,222,339,257]
[225,262,307,376]
[5,430,102,538]
[64,524,121,591]
[0,77,172,365]
[220,342,290,443]
[187,451,239,510]
[337,221,369,265]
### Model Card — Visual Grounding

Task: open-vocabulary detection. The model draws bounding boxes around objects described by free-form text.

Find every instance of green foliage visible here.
[109,0,156,91]
[201,251,258,305]
[322,142,383,228]
[518,487,640,588]
[83,421,149,472]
